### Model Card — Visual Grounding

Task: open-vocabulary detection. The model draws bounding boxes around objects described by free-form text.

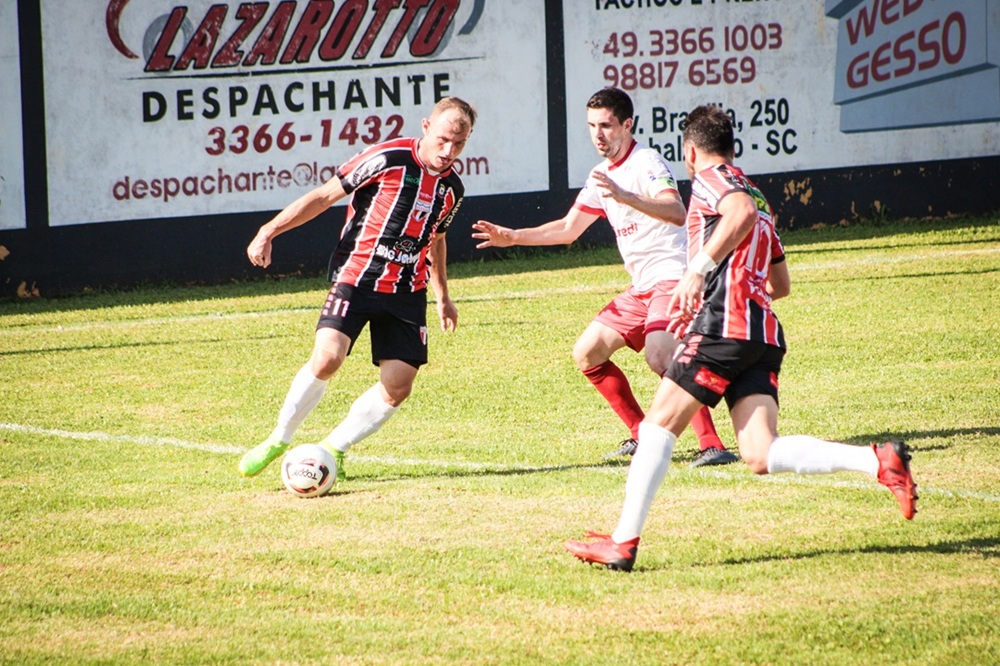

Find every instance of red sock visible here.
[582,361,644,439]
[689,406,725,451]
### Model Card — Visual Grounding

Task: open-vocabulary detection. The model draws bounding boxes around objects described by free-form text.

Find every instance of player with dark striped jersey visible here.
[686,162,787,348]
[566,105,918,572]
[239,97,476,482]
[330,136,464,294]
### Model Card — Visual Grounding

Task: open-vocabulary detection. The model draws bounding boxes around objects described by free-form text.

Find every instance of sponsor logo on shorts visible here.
[694,367,730,395]
[420,326,428,346]
[769,372,779,390]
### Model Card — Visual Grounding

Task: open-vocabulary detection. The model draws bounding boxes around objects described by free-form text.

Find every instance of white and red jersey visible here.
[573,141,687,291]
[329,137,464,294]
[687,163,786,348]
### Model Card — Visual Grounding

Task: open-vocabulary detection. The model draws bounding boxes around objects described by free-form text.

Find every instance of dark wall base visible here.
[1,156,998,298]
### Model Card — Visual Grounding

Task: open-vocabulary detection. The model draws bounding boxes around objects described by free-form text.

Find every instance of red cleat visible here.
[564,532,640,572]
[873,440,918,520]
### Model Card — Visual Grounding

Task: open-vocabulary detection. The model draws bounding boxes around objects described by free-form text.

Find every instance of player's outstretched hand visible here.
[472,220,516,249]
[591,171,628,203]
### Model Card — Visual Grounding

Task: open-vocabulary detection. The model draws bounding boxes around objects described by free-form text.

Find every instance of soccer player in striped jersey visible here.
[239,97,476,481]
[472,87,735,467]
[565,105,918,572]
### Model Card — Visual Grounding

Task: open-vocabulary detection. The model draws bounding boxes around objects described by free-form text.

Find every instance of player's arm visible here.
[591,171,686,226]
[767,257,791,300]
[668,190,759,333]
[428,233,457,332]
[471,207,600,248]
[248,176,348,268]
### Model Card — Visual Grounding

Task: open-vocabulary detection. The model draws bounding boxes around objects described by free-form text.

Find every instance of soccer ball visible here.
[280,444,337,498]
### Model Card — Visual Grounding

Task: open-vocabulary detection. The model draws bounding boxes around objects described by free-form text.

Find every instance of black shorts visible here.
[316,283,428,368]
[665,334,784,409]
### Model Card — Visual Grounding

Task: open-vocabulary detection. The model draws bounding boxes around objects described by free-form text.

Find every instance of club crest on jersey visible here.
[413,196,433,222]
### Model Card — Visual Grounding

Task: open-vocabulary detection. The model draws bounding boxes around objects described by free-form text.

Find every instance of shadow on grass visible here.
[794,266,1000,285]
[786,233,1000,256]
[712,536,1000,566]
[0,331,297,356]
[337,460,616,485]
[845,427,1000,450]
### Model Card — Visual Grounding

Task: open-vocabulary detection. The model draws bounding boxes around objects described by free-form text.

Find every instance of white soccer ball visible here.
[280,444,337,498]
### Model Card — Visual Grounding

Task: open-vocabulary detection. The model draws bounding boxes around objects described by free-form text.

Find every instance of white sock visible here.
[767,435,878,476]
[272,364,328,443]
[612,422,676,543]
[322,384,398,453]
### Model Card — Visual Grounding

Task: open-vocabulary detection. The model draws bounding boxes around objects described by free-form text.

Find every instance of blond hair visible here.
[432,97,477,132]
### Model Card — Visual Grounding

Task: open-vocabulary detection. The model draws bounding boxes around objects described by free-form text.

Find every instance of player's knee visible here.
[737,438,772,475]
[742,453,769,475]
[573,339,608,371]
[572,345,593,371]
[381,383,412,407]
[310,352,345,380]
[644,351,670,377]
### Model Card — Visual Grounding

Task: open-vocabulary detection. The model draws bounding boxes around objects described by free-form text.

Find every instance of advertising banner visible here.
[564,0,1000,187]
[1,0,26,230]
[41,0,548,226]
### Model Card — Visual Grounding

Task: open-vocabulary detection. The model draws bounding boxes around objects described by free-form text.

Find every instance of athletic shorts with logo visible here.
[316,282,429,368]
[666,333,784,409]
[594,280,681,352]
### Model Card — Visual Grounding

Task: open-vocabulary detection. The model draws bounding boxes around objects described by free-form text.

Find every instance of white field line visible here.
[2,246,996,336]
[2,422,998,503]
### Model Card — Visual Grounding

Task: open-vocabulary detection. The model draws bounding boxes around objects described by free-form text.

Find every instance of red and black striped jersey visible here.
[687,163,786,348]
[329,137,464,294]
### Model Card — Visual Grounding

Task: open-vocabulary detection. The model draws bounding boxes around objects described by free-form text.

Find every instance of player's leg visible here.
[645,329,733,465]
[726,348,917,519]
[564,377,705,571]
[578,292,647,457]
[645,281,734,466]
[614,378,706,539]
[321,292,427,479]
[319,360,417,479]
[239,327,352,477]
[566,334,741,570]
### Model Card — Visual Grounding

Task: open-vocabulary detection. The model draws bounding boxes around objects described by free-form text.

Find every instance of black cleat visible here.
[603,438,638,459]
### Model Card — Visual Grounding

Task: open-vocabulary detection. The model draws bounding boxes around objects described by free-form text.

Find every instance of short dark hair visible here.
[586,87,634,125]
[682,105,735,158]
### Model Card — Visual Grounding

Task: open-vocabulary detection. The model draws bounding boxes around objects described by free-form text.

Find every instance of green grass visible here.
[1,214,998,665]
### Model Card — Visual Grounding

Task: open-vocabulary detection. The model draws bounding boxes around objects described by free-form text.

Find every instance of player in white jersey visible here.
[472,87,733,465]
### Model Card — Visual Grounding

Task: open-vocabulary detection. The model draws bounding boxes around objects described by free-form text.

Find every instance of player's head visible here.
[585,87,634,161]
[420,97,476,172]
[587,87,634,125]
[681,105,736,175]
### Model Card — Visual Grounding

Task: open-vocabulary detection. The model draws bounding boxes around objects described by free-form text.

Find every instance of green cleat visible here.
[331,448,346,482]
[239,435,290,477]
[319,443,347,482]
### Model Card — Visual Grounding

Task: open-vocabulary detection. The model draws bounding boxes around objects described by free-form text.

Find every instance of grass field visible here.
[1,215,998,665]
